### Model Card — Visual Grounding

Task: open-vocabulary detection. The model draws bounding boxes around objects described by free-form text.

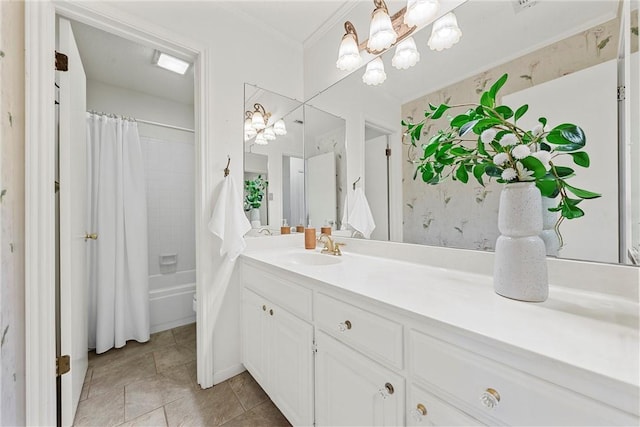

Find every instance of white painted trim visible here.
[303,1,361,49]
[25,2,57,424]
[25,2,211,424]
[212,364,246,385]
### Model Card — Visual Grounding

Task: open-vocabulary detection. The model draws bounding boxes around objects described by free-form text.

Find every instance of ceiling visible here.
[71,20,195,105]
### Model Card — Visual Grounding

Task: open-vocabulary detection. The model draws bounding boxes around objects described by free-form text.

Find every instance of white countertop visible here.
[242,245,639,391]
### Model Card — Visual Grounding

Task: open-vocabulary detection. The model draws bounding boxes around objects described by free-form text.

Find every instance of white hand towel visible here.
[208,176,251,261]
[342,187,376,239]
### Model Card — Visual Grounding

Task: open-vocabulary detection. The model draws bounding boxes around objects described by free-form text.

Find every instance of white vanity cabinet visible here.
[241,285,314,426]
[315,331,405,426]
[240,256,639,427]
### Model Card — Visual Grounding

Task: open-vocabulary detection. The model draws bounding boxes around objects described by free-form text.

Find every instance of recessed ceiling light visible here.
[153,51,190,75]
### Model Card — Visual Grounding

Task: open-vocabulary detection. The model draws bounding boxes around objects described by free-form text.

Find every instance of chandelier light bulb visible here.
[336,33,362,71]
[273,119,287,136]
[404,0,440,27]
[428,12,462,51]
[244,117,257,140]
[392,36,420,70]
[255,132,268,145]
[367,7,397,52]
[263,126,276,141]
[362,57,387,86]
[251,110,266,130]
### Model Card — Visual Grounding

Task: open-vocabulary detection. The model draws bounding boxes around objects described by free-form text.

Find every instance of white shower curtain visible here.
[86,112,150,354]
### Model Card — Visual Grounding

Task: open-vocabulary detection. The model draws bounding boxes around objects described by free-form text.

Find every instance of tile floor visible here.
[74,323,291,427]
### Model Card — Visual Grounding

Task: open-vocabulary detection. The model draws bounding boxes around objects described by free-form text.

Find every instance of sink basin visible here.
[287,252,342,266]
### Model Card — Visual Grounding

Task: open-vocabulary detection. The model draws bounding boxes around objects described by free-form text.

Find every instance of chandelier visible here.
[336,0,462,86]
[244,103,287,144]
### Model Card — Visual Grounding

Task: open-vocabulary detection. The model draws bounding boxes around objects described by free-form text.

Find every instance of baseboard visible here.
[212,363,246,385]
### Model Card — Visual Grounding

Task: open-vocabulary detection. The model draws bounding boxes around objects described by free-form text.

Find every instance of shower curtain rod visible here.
[88,110,195,133]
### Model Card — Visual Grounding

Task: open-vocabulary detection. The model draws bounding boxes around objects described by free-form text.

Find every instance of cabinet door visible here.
[270,302,314,426]
[407,384,484,426]
[241,288,269,386]
[315,331,404,427]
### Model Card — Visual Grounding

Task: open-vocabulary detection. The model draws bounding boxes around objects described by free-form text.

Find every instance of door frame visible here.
[25,2,209,424]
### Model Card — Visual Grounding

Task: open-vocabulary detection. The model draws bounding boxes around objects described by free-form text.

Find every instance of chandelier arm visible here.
[253,103,267,116]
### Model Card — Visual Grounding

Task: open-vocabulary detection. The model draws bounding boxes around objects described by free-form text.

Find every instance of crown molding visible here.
[303,0,361,49]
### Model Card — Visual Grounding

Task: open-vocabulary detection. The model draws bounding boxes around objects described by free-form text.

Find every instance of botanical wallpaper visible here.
[402,12,638,250]
[307,125,347,228]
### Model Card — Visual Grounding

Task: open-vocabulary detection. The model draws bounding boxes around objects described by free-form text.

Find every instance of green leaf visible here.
[536,179,559,198]
[435,143,453,158]
[538,117,547,127]
[455,164,469,183]
[485,165,502,177]
[480,91,494,108]
[477,139,489,156]
[472,118,502,134]
[514,104,529,121]
[459,119,479,136]
[413,167,419,180]
[489,73,508,99]
[450,114,470,128]
[546,124,586,150]
[520,156,546,179]
[473,164,486,185]
[421,164,435,182]
[562,202,585,219]
[495,105,513,120]
[553,166,575,178]
[569,151,590,167]
[540,142,551,152]
[429,103,438,111]
[431,104,451,120]
[423,141,439,158]
[450,146,472,156]
[564,183,601,199]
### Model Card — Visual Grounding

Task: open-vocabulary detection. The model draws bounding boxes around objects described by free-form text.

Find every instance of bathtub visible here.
[148,269,196,333]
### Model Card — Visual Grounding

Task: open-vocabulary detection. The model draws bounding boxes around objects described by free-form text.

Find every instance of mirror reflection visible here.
[305,0,639,265]
[244,84,304,231]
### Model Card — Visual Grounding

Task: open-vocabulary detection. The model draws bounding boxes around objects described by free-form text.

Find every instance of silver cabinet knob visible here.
[480,388,500,409]
[338,320,352,332]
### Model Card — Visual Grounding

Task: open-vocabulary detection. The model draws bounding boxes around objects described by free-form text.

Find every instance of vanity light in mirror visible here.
[254,132,268,145]
[362,57,387,86]
[392,37,420,70]
[251,104,267,130]
[273,119,287,136]
[263,126,276,141]
[368,0,398,52]
[428,12,462,51]
[404,0,440,27]
[244,116,257,141]
[336,21,362,71]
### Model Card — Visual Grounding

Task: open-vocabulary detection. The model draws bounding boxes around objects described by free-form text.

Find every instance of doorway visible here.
[364,123,392,241]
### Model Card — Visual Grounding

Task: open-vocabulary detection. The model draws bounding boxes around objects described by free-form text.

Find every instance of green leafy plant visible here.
[402,73,600,246]
[244,175,268,211]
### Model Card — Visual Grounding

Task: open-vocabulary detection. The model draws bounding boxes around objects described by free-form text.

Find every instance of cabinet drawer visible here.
[408,383,484,426]
[409,330,637,426]
[242,263,312,321]
[315,293,403,369]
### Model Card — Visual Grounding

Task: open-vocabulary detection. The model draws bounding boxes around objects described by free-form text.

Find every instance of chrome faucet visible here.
[317,233,345,256]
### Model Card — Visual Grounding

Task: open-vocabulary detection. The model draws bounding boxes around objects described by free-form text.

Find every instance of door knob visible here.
[84,233,98,241]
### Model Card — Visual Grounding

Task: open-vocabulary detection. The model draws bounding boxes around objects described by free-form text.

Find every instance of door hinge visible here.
[57,355,71,376]
[55,181,60,193]
[55,51,68,72]
[617,85,625,101]
[311,342,317,353]
[385,148,392,157]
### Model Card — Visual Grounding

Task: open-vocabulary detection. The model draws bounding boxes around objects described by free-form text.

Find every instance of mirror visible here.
[305,0,639,265]
[244,84,304,230]
[303,105,347,230]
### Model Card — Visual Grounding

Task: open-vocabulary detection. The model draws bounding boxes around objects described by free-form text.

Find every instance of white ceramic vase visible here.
[540,196,560,257]
[250,208,261,228]
[494,182,548,302]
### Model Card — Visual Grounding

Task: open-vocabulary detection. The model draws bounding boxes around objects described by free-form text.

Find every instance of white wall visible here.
[84,1,304,386]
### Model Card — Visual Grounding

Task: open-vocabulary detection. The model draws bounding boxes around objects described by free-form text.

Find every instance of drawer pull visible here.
[480,388,500,409]
[269,309,274,316]
[378,382,394,399]
[411,403,428,422]
[338,320,352,332]
[262,305,266,311]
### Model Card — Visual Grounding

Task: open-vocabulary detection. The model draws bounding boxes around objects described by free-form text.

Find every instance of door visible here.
[241,288,269,386]
[57,17,88,426]
[270,302,314,426]
[315,331,404,426]
[365,134,390,241]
